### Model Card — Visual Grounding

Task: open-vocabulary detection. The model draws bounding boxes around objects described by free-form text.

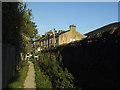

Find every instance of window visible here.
[51,39,52,43]
[55,38,56,43]
[73,38,75,41]
[70,38,76,42]
[44,40,45,45]
[70,38,72,42]
[49,39,51,44]
[50,38,52,44]
[46,40,48,45]
[56,38,58,43]
[41,42,43,46]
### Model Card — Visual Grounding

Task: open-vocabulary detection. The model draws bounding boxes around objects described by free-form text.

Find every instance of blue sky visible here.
[25,2,118,35]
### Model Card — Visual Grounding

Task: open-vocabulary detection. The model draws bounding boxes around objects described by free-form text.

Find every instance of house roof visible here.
[84,22,120,36]
[34,30,70,41]
[49,30,70,38]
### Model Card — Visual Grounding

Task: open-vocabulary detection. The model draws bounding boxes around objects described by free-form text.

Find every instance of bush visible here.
[20,60,28,69]
[34,61,52,88]
[38,52,74,88]
[41,25,120,88]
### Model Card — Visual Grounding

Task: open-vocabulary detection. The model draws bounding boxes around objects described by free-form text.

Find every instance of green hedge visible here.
[41,23,120,88]
[34,60,52,88]
[38,52,74,88]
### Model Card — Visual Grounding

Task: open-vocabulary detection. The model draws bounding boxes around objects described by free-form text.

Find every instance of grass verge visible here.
[7,60,29,88]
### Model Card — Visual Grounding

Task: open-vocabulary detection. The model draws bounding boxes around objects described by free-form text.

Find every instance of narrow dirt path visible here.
[24,61,36,88]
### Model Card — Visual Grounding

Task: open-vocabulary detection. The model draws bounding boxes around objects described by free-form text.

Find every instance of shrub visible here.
[38,52,74,88]
[34,61,52,88]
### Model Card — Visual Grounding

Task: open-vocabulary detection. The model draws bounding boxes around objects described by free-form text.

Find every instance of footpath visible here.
[24,61,36,88]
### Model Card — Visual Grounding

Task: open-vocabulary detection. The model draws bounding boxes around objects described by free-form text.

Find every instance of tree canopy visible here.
[2,2,38,55]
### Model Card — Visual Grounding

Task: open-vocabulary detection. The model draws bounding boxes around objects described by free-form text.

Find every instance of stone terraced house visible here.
[33,25,85,52]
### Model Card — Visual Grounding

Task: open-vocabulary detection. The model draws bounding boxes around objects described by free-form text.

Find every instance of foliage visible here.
[38,52,74,88]
[34,60,52,88]
[41,24,120,88]
[29,56,35,64]
[2,2,38,57]
[19,2,38,55]
[2,2,21,46]
[7,60,29,88]
[35,52,40,56]
[18,2,38,39]
[20,35,28,56]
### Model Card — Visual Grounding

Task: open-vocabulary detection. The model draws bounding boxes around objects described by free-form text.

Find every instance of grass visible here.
[34,60,52,88]
[7,60,29,88]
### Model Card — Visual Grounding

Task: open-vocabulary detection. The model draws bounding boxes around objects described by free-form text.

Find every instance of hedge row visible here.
[37,52,74,88]
[41,23,120,88]
[34,60,52,88]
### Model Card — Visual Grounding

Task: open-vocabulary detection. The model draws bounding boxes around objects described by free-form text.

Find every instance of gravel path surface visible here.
[24,61,36,88]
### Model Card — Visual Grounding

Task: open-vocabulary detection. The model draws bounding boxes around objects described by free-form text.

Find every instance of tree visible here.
[2,1,38,58]
[19,2,38,40]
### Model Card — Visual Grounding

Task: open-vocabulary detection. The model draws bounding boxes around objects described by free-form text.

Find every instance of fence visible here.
[2,44,20,88]
[0,43,2,90]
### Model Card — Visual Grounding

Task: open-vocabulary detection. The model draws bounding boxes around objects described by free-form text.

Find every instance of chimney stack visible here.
[70,25,76,31]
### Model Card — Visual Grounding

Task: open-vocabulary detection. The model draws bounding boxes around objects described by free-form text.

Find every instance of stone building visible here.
[34,25,85,52]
